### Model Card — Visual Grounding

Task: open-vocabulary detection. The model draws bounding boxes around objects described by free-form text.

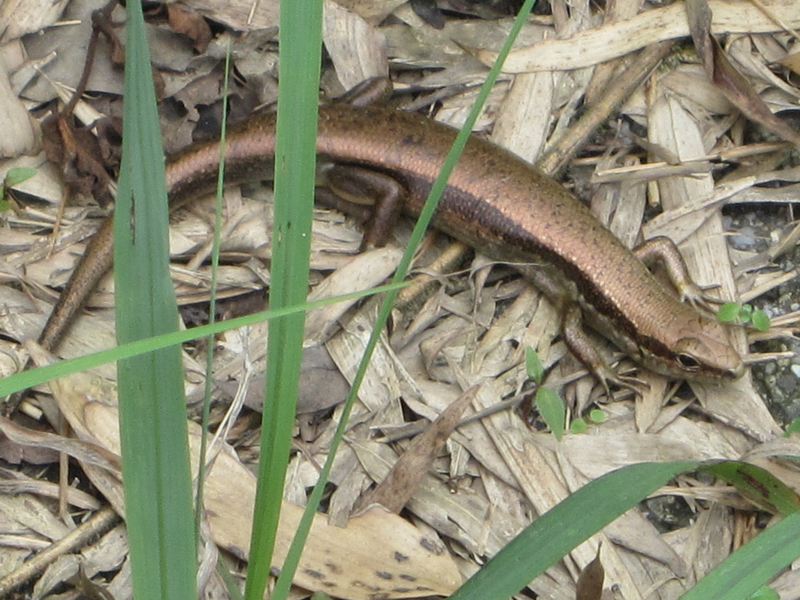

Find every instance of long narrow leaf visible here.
[114,3,196,599]
[680,510,800,600]
[245,4,323,600]
[0,282,405,399]
[274,0,540,596]
[450,462,698,600]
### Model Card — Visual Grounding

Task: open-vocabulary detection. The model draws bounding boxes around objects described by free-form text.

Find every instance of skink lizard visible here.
[16,103,745,402]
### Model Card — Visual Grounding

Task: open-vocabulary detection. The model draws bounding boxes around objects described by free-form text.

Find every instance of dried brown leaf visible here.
[708,35,800,147]
[687,0,800,147]
[350,438,522,557]
[360,386,476,513]
[481,0,800,72]
[30,342,462,600]
[779,50,800,75]
[160,0,278,32]
[0,416,120,474]
[576,546,605,600]
[41,114,116,207]
[0,55,40,157]
[322,0,388,90]
[410,0,445,30]
[686,0,715,68]
[0,0,69,45]
[166,4,212,54]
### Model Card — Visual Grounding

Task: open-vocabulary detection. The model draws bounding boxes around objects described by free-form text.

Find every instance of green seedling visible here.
[718,302,770,331]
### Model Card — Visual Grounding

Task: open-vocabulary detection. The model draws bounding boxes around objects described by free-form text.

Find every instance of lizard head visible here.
[661,314,745,382]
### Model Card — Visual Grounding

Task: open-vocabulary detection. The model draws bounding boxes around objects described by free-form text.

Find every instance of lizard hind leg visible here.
[323,164,406,250]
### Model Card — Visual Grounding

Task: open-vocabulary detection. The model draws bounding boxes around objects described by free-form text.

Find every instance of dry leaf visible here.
[480,0,800,72]
[166,4,212,54]
[29,343,462,600]
[779,50,800,75]
[0,54,39,157]
[576,546,605,600]
[360,386,475,513]
[686,0,800,147]
[0,0,70,45]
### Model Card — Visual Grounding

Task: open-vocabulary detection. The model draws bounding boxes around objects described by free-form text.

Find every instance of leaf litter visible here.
[0,0,799,598]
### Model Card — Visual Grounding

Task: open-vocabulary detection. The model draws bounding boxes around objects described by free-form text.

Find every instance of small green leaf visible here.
[570,418,588,434]
[737,304,754,324]
[588,409,606,423]
[4,167,38,188]
[751,310,770,332]
[536,387,565,440]
[717,302,740,322]
[525,347,544,384]
[717,303,770,331]
[747,586,779,600]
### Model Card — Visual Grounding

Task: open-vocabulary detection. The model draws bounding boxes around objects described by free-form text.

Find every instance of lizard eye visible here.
[677,353,701,370]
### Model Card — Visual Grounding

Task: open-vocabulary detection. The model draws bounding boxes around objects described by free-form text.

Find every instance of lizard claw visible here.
[678,281,724,314]
[593,364,650,399]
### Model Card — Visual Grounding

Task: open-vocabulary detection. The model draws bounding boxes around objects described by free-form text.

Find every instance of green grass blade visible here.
[0,282,405,399]
[449,462,698,600]
[680,510,800,600]
[114,3,196,599]
[195,37,232,543]
[244,3,323,600]
[273,0,540,595]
